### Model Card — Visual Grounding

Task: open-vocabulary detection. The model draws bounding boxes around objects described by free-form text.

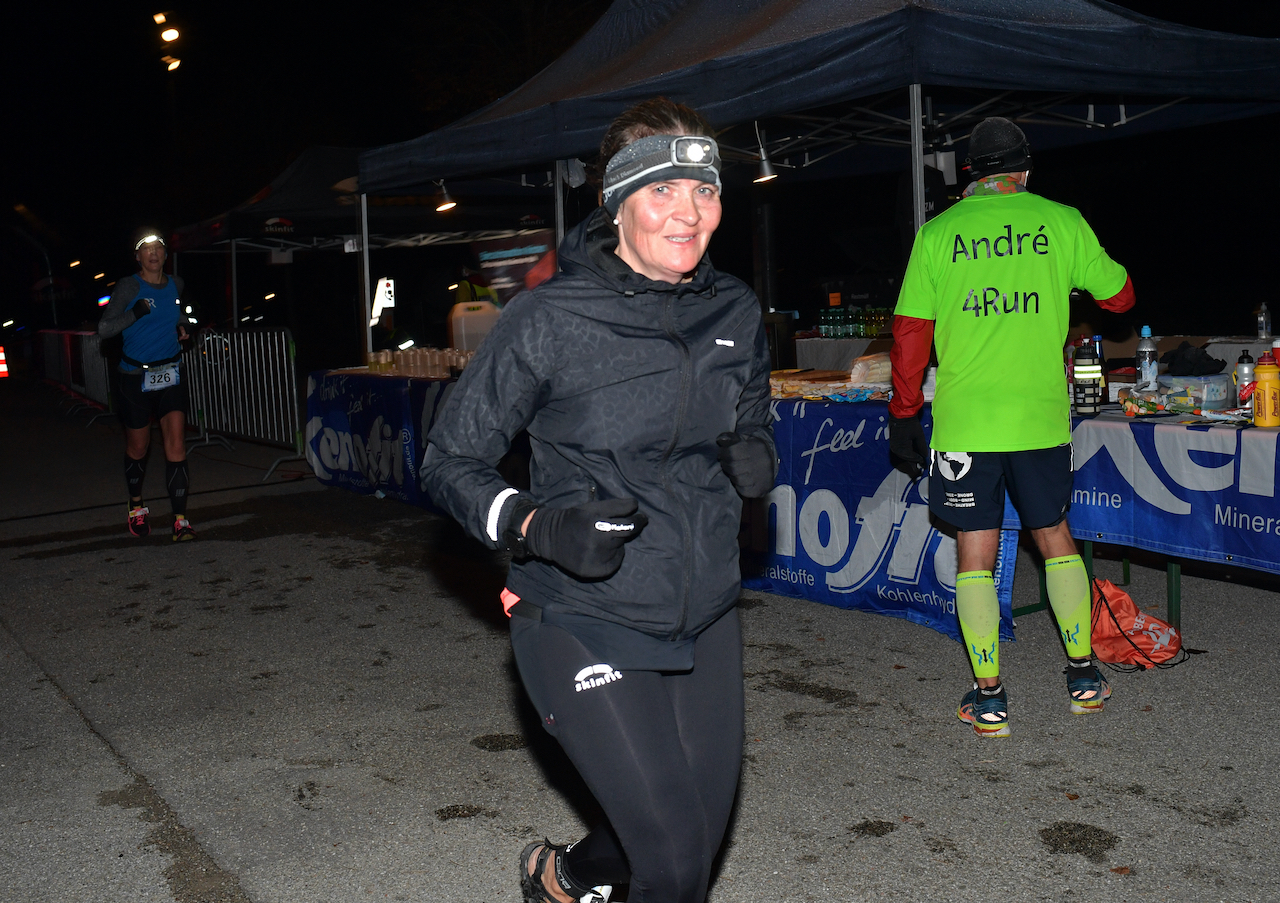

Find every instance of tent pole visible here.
[910,84,926,233]
[554,160,567,248]
[230,239,239,329]
[360,193,373,359]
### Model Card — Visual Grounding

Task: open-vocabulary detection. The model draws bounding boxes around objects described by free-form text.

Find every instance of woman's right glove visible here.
[507,497,648,580]
[131,297,152,321]
[716,432,777,498]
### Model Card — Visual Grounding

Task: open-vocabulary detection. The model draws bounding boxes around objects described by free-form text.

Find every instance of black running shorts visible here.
[116,367,190,430]
[927,444,1073,532]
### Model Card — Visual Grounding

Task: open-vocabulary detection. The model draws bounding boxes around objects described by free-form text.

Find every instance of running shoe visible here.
[957,684,1010,738]
[172,518,196,543]
[1067,662,1111,714]
[127,505,150,538]
[519,839,612,903]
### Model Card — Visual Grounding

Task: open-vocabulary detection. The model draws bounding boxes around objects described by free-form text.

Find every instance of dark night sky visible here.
[3,0,1279,341]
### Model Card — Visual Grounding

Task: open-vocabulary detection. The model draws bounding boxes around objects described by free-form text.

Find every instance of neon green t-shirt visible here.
[895,187,1127,452]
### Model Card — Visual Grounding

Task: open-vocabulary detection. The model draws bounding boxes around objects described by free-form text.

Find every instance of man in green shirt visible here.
[889,117,1135,737]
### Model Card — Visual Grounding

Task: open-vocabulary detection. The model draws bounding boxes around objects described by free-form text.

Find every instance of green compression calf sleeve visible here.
[1045,554,1092,658]
[956,570,999,679]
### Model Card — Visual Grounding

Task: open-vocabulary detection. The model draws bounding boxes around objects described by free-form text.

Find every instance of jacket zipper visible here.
[659,293,694,638]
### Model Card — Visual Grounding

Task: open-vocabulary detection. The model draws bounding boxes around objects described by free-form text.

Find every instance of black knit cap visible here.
[965,117,1032,179]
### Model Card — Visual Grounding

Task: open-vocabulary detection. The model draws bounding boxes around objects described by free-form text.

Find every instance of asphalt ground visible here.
[1,374,1277,903]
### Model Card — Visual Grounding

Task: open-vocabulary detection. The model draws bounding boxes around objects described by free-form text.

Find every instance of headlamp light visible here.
[602,133,722,216]
[671,136,715,167]
[134,234,166,250]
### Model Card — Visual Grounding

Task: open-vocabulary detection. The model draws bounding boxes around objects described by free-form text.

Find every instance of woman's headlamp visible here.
[134,234,166,250]
[603,134,722,216]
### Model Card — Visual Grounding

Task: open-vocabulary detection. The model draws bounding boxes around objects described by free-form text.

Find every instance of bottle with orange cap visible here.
[1254,349,1280,428]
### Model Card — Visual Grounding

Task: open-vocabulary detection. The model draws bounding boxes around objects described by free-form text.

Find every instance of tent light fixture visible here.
[93,272,105,280]
[167,58,181,71]
[264,292,275,300]
[447,282,460,291]
[69,260,80,268]
[435,181,457,212]
[153,12,166,23]
[161,27,180,42]
[753,121,778,183]
[4,320,16,327]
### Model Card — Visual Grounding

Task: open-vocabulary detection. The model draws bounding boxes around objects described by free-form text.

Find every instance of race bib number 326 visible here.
[142,363,180,392]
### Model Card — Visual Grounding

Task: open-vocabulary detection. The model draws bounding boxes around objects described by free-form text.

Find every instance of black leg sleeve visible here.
[125,455,148,501]
[165,459,189,517]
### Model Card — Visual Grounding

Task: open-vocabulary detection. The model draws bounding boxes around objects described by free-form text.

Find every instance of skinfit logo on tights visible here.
[574,664,623,692]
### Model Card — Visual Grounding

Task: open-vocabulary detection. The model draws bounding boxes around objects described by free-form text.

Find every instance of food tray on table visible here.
[770,368,892,403]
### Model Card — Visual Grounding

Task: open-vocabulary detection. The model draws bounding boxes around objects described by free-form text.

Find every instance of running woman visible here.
[98,229,197,541]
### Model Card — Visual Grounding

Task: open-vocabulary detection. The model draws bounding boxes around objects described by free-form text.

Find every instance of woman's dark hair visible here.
[594,97,714,187]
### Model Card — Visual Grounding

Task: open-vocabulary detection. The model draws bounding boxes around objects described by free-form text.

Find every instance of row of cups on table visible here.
[365,347,475,378]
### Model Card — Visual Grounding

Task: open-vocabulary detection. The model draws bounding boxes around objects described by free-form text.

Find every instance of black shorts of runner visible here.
[928,445,1073,532]
[116,367,190,431]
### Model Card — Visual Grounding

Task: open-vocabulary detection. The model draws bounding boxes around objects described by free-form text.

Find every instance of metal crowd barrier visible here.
[36,329,116,424]
[182,327,305,480]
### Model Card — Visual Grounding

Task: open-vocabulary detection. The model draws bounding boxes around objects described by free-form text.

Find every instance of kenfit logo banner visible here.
[743,400,1016,645]
[1069,415,1280,575]
[306,372,421,503]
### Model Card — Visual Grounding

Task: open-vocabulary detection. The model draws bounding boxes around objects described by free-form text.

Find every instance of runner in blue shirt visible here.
[98,230,197,541]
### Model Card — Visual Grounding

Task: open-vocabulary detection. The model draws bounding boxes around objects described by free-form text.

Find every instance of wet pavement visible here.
[2,374,1277,903]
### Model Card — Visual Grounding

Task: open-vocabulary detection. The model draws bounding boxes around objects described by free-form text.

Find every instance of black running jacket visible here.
[420,207,775,641]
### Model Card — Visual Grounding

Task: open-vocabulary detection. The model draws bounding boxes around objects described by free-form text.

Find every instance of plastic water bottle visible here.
[1254,351,1280,427]
[1135,326,1158,391]
[1236,349,1255,415]
[1259,303,1272,341]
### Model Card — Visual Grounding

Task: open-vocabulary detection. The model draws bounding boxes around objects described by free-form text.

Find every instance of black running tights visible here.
[509,607,743,903]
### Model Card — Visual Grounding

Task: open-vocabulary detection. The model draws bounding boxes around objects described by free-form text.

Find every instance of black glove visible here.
[131,297,152,321]
[716,432,777,498]
[889,414,929,480]
[520,497,648,580]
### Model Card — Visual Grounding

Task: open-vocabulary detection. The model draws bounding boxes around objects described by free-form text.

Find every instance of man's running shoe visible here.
[957,684,1010,738]
[172,518,196,543]
[127,505,150,538]
[1067,662,1111,714]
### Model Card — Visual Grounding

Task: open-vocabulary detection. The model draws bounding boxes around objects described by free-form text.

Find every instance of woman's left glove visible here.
[717,432,777,498]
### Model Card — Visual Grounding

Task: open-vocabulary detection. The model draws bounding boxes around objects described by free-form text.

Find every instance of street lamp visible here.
[156,13,181,70]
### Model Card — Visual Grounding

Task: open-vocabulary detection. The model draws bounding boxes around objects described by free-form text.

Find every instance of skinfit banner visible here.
[743,400,1017,645]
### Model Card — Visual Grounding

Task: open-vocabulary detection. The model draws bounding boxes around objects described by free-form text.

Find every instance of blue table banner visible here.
[1069,413,1280,574]
[743,400,1017,645]
[305,371,453,506]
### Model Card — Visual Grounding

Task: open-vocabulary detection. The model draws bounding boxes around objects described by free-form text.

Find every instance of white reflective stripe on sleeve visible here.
[486,488,519,542]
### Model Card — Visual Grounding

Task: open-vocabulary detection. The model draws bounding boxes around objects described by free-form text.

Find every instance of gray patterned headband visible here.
[602,134,722,215]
